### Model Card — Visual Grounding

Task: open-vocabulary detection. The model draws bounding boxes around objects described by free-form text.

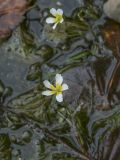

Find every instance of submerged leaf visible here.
[102,21,120,58]
[0,134,11,160]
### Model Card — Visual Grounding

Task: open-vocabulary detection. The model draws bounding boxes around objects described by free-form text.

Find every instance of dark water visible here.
[0,0,120,159]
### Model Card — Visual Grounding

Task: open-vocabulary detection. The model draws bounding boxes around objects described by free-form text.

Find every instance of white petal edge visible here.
[50,8,57,16]
[62,84,69,91]
[43,80,52,89]
[46,17,55,24]
[60,18,64,23]
[53,23,58,29]
[42,90,54,96]
[56,93,63,102]
[55,74,63,85]
[57,9,63,15]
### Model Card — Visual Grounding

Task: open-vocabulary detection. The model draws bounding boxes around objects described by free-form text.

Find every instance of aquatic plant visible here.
[46,8,64,29]
[0,0,120,159]
[42,74,69,102]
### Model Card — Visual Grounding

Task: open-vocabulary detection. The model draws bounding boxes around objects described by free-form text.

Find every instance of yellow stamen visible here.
[54,14,63,23]
[50,84,56,90]
[50,83,63,95]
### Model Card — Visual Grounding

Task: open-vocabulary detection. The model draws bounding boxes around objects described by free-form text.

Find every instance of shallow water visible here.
[0,0,120,160]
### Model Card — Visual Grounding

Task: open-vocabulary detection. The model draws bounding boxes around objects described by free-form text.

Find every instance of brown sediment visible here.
[0,0,28,39]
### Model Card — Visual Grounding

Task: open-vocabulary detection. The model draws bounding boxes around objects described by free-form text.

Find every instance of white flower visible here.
[42,74,69,102]
[46,8,64,29]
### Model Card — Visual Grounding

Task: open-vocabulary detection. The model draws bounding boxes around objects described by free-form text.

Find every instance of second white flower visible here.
[46,8,64,29]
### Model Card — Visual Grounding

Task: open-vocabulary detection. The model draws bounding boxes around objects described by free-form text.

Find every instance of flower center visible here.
[50,84,62,95]
[56,83,62,93]
[55,14,62,23]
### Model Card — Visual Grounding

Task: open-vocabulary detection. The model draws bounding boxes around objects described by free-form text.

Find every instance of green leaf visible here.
[0,134,11,160]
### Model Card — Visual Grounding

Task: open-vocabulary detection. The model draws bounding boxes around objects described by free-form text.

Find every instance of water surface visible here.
[0,0,120,160]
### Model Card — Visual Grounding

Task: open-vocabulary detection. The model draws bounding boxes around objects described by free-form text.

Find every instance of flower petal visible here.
[53,23,58,29]
[57,9,63,15]
[56,93,63,102]
[42,90,54,96]
[43,80,52,89]
[55,74,63,85]
[60,18,64,23]
[62,84,69,91]
[50,8,57,16]
[46,17,55,24]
